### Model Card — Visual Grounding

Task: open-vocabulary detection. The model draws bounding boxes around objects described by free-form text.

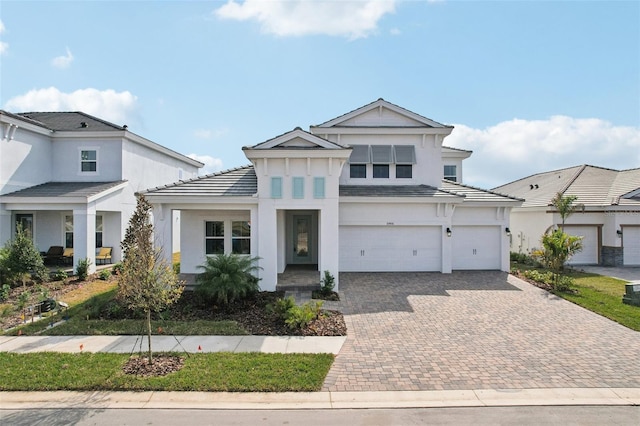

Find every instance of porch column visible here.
[257,203,277,291]
[152,203,173,267]
[319,205,340,290]
[73,207,96,274]
[0,206,11,246]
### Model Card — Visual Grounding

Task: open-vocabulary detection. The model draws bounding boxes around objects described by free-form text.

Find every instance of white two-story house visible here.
[144,99,522,291]
[0,110,202,272]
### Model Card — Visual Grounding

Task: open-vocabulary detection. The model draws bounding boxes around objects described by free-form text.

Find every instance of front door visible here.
[292,214,312,264]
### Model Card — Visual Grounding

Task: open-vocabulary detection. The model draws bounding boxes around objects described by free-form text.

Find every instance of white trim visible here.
[78,146,100,176]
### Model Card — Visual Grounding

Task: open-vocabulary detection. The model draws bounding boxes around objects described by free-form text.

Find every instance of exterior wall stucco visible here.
[1,128,52,195]
[52,138,123,182]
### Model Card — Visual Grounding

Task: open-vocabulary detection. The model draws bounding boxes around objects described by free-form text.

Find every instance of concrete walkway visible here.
[0,334,346,354]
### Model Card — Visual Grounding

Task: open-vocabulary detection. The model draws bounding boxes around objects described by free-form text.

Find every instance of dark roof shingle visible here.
[2,181,127,198]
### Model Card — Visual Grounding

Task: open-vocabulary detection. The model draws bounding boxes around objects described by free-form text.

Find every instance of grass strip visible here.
[0,352,333,392]
[39,319,247,336]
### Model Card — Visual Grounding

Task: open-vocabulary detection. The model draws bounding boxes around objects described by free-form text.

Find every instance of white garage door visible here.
[339,226,441,272]
[452,226,501,270]
[623,227,640,266]
[564,225,599,265]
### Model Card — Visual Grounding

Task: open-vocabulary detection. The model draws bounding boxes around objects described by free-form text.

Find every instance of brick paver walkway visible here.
[322,271,640,391]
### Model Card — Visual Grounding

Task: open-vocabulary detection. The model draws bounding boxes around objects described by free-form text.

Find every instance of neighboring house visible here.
[0,111,202,272]
[493,165,640,266]
[143,99,522,291]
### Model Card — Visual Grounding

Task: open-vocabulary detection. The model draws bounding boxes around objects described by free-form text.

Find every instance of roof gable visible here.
[313,98,451,129]
[248,128,345,150]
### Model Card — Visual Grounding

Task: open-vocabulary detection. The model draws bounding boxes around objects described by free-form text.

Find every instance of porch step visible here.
[276,267,321,293]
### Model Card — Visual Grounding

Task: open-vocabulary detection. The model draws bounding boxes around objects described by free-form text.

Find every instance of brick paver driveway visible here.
[322,271,640,391]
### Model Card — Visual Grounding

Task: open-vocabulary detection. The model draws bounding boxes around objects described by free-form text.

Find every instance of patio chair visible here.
[62,248,74,265]
[42,246,64,265]
[95,247,112,265]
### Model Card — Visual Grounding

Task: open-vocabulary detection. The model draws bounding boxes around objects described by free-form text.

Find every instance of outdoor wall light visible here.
[617,229,623,237]
[446,227,452,237]
[505,227,511,236]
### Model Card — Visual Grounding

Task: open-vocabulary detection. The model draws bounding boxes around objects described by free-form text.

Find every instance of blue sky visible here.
[1,0,638,189]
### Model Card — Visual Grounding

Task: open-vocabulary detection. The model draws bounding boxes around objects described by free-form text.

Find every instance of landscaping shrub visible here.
[268,296,324,330]
[1,224,47,287]
[98,269,111,281]
[267,295,296,317]
[521,269,574,292]
[111,262,124,275]
[0,283,10,302]
[173,262,180,274]
[195,253,262,306]
[50,268,68,282]
[319,270,335,295]
[76,258,92,281]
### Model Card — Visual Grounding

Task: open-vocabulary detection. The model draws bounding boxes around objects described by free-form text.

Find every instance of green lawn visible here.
[512,262,640,331]
[0,352,334,392]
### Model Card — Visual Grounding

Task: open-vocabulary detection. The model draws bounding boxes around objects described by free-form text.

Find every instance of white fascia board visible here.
[0,115,53,136]
[458,200,524,208]
[252,129,342,149]
[442,150,472,159]
[143,195,257,205]
[310,126,454,136]
[0,200,88,210]
[243,148,352,160]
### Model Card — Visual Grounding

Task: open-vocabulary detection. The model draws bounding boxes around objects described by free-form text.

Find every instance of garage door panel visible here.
[623,227,640,266]
[452,226,501,270]
[564,226,598,265]
[339,226,441,272]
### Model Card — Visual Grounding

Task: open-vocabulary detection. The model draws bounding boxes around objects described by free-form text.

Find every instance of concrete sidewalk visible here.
[2,388,639,410]
[0,335,346,354]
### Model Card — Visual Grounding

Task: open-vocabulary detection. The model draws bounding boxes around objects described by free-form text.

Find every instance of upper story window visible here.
[80,150,97,172]
[394,145,415,179]
[292,177,304,199]
[444,165,457,182]
[313,177,325,199]
[271,177,283,199]
[371,145,392,179]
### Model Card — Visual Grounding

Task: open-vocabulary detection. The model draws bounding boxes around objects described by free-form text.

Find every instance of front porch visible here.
[276,264,321,292]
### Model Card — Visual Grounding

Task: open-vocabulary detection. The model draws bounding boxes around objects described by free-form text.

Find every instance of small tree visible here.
[117,195,183,364]
[1,224,47,287]
[534,228,583,290]
[551,192,584,227]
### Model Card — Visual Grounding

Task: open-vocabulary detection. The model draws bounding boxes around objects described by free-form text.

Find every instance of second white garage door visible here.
[564,225,599,265]
[339,226,441,272]
[623,226,640,266]
[452,226,501,270]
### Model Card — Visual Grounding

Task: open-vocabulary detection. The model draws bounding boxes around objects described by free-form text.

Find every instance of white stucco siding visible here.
[340,225,442,272]
[122,139,199,193]
[1,129,52,195]
[336,134,443,188]
[509,209,554,254]
[180,210,253,275]
[340,202,440,226]
[51,138,123,182]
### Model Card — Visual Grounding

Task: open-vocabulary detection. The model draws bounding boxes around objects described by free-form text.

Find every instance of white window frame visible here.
[78,147,100,176]
[444,165,457,182]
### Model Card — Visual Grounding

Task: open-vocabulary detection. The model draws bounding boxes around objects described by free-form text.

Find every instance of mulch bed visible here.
[122,355,185,376]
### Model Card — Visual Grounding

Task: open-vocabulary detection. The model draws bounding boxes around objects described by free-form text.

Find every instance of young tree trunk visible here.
[146,309,152,364]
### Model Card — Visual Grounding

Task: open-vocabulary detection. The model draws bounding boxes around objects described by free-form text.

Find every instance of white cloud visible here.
[187,154,224,175]
[445,116,640,189]
[215,0,396,39]
[51,47,74,69]
[4,87,140,127]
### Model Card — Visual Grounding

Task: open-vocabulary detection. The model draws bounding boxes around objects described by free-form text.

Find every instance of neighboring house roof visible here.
[312,98,453,129]
[142,166,257,197]
[493,165,640,208]
[440,180,524,203]
[16,111,126,131]
[1,181,127,199]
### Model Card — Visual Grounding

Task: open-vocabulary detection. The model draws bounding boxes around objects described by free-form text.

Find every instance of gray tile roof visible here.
[440,180,524,203]
[493,165,640,208]
[2,181,126,198]
[340,185,460,199]
[143,166,257,197]
[16,112,126,132]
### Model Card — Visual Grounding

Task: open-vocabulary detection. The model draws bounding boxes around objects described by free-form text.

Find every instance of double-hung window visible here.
[205,221,224,255]
[394,145,416,179]
[80,150,97,172]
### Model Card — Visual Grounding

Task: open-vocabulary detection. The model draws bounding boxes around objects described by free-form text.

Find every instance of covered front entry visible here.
[285,211,319,267]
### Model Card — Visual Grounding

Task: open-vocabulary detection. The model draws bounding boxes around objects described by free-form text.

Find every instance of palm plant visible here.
[534,228,583,290]
[551,192,584,227]
[196,253,262,306]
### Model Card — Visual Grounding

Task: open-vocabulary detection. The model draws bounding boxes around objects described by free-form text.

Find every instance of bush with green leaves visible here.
[75,258,92,281]
[268,296,324,330]
[173,262,180,274]
[521,269,575,293]
[50,268,68,282]
[510,252,541,267]
[319,270,335,295]
[0,283,10,302]
[195,253,262,306]
[1,224,47,287]
[267,295,296,317]
[111,263,124,275]
[98,269,111,281]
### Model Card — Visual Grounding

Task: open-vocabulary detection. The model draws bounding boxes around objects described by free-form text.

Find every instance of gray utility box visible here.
[622,283,640,307]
